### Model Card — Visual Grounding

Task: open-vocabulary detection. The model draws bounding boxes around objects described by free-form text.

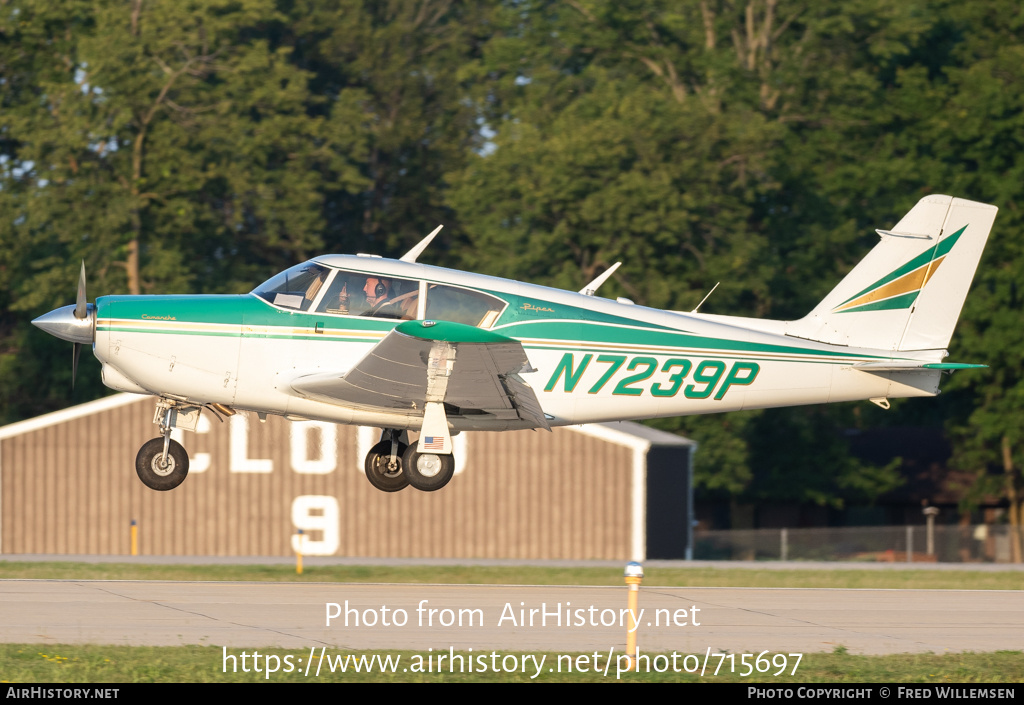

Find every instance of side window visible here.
[424,285,506,328]
[315,271,419,320]
[316,273,367,316]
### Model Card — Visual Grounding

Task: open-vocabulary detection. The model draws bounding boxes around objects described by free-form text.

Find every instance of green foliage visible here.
[449,0,930,507]
[284,0,493,257]
[745,407,904,508]
[899,0,1024,518]
[649,412,758,496]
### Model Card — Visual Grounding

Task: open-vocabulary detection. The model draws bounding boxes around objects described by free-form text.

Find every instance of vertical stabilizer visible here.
[787,196,997,351]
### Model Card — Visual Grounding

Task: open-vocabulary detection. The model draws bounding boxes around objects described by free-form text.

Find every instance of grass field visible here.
[2,645,1022,683]
[0,561,1022,590]
[1,561,1021,683]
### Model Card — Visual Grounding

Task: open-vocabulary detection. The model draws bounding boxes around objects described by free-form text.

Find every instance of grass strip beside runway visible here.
[2,644,1021,683]
[0,562,1022,590]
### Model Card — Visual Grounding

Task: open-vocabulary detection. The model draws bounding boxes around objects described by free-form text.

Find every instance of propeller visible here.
[73,261,87,388]
[31,261,96,390]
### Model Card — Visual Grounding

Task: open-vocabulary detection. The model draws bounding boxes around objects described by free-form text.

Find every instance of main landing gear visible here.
[364,431,409,492]
[364,429,455,492]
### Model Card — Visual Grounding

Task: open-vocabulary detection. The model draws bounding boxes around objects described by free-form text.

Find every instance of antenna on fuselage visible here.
[691,281,720,313]
[400,224,443,263]
[579,261,622,296]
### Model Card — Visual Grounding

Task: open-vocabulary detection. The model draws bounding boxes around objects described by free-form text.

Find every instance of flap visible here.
[290,320,550,429]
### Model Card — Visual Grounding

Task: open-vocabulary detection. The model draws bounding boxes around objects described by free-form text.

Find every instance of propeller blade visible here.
[75,261,87,320]
[72,342,81,390]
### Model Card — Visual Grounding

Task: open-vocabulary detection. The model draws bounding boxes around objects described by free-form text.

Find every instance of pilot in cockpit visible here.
[318,273,417,319]
[362,276,418,320]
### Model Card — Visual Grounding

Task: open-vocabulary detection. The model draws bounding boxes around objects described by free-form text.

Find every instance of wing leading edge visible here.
[289,320,550,430]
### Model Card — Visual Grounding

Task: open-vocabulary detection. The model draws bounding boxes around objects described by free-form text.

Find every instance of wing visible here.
[290,320,550,430]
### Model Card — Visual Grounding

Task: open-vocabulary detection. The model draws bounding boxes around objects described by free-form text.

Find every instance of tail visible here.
[787,195,997,352]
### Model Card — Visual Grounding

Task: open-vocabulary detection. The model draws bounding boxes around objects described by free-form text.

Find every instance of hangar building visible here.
[0,394,694,561]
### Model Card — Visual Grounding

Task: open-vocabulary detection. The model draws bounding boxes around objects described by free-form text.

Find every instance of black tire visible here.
[135,437,189,491]
[402,444,455,492]
[364,440,409,492]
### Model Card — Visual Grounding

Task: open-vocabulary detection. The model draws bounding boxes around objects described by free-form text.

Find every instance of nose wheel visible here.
[136,401,194,491]
[135,437,190,491]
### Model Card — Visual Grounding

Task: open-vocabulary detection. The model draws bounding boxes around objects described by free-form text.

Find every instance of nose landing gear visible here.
[135,401,197,491]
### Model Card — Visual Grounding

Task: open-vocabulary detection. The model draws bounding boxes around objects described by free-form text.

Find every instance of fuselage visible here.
[93,254,944,432]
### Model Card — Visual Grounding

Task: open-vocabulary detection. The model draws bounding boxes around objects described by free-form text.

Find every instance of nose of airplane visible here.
[31,303,96,345]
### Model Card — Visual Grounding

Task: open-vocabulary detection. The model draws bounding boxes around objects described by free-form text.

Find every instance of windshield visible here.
[252,262,330,311]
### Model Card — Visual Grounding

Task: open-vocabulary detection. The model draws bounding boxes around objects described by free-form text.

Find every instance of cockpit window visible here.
[260,264,507,328]
[316,271,419,320]
[424,284,506,328]
[253,262,330,311]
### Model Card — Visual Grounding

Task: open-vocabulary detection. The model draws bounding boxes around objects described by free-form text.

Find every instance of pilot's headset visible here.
[374,278,390,299]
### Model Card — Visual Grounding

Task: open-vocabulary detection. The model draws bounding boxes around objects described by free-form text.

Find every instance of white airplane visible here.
[32,195,996,493]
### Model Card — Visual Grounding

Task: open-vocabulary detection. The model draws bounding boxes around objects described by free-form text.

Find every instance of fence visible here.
[694,525,1024,563]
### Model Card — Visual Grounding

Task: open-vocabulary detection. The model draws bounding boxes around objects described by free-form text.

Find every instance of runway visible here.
[1,580,1021,655]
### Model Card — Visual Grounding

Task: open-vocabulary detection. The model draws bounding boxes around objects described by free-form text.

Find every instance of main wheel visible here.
[135,437,189,491]
[402,444,455,492]
[364,440,409,492]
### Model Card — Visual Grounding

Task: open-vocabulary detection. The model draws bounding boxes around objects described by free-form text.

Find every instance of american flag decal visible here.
[422,436,445,450]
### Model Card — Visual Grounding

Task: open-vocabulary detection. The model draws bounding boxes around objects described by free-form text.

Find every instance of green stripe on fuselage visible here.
[99,294,249,324]
[496,320,885,360]
[97,294,398,337]
[96,293,891,363]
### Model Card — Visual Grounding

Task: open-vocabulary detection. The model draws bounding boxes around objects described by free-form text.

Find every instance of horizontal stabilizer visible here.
[852,361,987,372]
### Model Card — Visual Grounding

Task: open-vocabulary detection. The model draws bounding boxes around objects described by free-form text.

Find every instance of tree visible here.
[914,0,1024,559]
[446,0,921,510]
[284,0,493,258]
[0,0,348,419]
